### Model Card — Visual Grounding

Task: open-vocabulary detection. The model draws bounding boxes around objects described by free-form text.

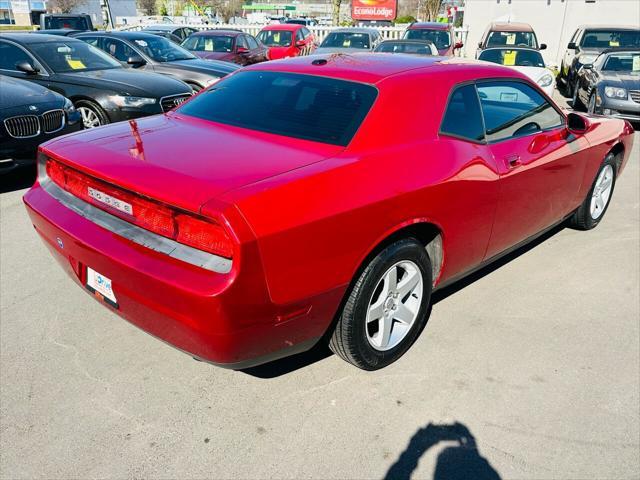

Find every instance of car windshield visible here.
[581,30,640,49]
[602,52,640,72]
[486,31,537,48]
[30,41,122,73]
[479,49,545,67]
[44,16,89,30]
[182,35,234,53]
[375,41,434,55]
[404,29,451,50]
[178,71,378,146]
[320,32,371,49]
[129,36,196,62]
[257,30,293,47]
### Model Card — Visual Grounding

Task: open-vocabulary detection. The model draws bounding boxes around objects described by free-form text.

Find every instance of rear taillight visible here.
[45,159,234,259]
[176,214,233,258]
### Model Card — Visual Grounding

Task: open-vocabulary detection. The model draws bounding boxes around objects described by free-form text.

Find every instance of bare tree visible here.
[216,0,243,23]
[332,0,341,25]
[421,0,442,21]
[189,0,242,23]
[48,0,86,14]
[138,0,158,16]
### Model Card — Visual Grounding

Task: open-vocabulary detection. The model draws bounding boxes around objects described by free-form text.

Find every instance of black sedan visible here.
[32,29,84,37]
[74,31,239,92]
[0,34,192,129]
[573,48,640,122]
[1,74,82,173]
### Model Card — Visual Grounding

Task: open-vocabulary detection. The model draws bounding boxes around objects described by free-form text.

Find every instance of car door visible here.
[245,35,264,64]
[438,83,502,274]
[0,40,51,91]
[563,28,581,77]
[235,35,250,65]
[478,79,589,259]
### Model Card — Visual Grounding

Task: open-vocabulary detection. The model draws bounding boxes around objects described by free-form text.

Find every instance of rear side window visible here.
[440,84,485,142]
[179,71,378,146]
[477,80,564,142]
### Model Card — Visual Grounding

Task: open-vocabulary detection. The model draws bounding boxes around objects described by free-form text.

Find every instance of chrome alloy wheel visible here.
[78,106,101,128]
[590,164,614,220]
[366,260,423,351]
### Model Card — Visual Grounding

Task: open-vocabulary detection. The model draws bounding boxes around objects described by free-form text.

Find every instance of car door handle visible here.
[505,154,521,168]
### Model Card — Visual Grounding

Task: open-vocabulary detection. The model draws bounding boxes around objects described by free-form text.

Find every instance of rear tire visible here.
[329,238,432,370]
[568,153,617,230]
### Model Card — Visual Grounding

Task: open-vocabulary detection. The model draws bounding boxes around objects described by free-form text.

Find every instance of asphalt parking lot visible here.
[1,105,639,479]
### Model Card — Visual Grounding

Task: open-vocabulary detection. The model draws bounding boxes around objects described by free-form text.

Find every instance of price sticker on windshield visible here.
[503,51,517,66]
[66,58,86,69]
[633,55,640,72]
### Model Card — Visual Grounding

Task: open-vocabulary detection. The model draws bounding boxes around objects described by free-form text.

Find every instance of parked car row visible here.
[2,21,637,175]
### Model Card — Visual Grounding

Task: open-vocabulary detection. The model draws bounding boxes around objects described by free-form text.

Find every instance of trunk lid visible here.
[40,113,343,214]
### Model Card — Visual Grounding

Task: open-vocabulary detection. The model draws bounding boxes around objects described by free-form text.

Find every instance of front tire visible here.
[569,153,617,230]
[572,85,584,111]
[75,100,108,129]
[587,92,597,114]
[329,238,432,370]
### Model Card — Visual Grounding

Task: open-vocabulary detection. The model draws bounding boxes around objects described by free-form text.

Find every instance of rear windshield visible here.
[375,41,434,55]
[321,32,371,49]
[44,16,90,30]
[178,71,378,146]
[486,31,537,48]
[404,29,451,50]
[479,48,545,67]
[257,30,292,47]
[581,30,640,49]
[182,35,234,53]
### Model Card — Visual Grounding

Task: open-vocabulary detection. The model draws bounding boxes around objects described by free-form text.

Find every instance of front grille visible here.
[42,109,65,134]
[4,115,40,138]
[630,90,640,104]
[160,94,191,112]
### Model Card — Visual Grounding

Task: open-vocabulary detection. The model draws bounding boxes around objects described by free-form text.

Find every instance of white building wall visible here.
[463,0,640,66]
[70,0,136,26]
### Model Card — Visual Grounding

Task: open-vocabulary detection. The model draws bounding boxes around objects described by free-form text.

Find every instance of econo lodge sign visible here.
[351,0,398,21]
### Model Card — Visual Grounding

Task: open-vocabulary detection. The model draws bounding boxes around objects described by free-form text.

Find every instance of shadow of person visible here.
[385,422,501,480]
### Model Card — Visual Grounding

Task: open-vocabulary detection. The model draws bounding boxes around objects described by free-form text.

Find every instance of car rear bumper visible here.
[23,177,341,368]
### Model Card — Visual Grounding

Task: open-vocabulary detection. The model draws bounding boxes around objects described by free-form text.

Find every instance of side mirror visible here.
[478,41,483,48]
[16,61,39,75]
[582,64,593,70]
[539,43,547,50]
[567,112,589,133]
[567,42,577,50]
[296,40,305,47]
[236,46,249,54]
[455,41,464,49]
[127,55,146,67]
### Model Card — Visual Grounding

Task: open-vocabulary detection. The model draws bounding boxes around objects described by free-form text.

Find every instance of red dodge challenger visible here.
[24,55,634,370]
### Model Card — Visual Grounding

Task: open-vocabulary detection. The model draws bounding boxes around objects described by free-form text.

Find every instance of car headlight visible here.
[604,87,627,99]
[108,95,157,108]
[537,73,554,87]
[578,54,597,65]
